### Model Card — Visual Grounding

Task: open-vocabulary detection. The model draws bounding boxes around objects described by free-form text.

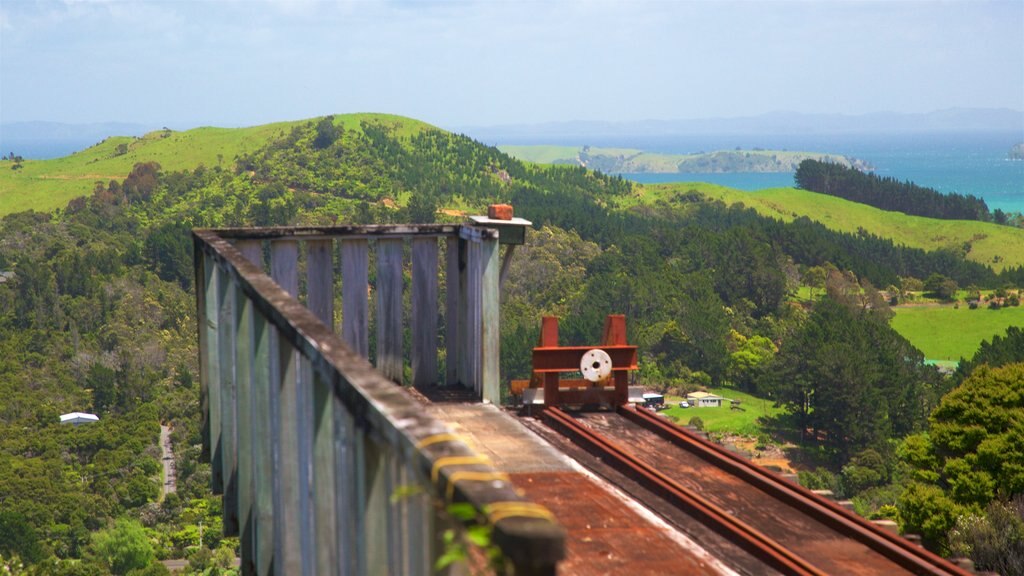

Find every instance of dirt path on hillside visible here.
[160,424,176,499]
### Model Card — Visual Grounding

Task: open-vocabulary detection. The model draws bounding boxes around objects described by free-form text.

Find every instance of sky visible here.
[0,0,1022,130]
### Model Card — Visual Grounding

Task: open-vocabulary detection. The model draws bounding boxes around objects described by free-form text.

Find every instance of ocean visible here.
[607,132,1024,215]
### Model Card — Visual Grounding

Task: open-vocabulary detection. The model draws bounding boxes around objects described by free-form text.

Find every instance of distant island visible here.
[498,144,871,174]
[1010,143,1024,160]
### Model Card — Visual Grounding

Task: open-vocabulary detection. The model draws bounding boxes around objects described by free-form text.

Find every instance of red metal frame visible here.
[529,315,638,409]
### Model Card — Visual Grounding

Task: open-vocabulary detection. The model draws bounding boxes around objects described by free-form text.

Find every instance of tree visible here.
[312,116,340,150]
[123,162,161,204]
[726,331,777,392]
[948,497,1024,576]
[898,483,962,551]
[91,519,156,575]
[405,191,438,223]
[924,273,958,301]
[766,297,934,458]
[898,363,1024,553]
[929,363,1024,502]
[803,265,827,300]
[0,511,44,565]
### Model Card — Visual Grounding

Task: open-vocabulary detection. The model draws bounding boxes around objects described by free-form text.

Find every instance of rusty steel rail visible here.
[538,406,827,576]
[620,405,970,576]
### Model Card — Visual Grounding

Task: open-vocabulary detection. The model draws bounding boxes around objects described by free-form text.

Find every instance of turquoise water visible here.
[612,132,1024,215]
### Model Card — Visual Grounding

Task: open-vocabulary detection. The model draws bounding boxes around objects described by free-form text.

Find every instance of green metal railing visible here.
[194,225,564,576]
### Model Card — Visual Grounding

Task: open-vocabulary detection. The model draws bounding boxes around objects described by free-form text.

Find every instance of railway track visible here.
[538,405,970,576]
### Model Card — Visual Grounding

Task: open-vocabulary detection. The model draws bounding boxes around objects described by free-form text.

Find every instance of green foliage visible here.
[766,297,938,460]
[726,330,777,392]
[897,483,962,551]
[948,497,1024,576]
[798,468,838,493]
[956,325,1024,381]
[795,159,991,222]
[90,519,155,575]
[928,364,1024,501]
[0,512,45,565]
[312,116,341,150]
[894,363,1024,553]
[666,183,1024,274]
[839,449,889,497]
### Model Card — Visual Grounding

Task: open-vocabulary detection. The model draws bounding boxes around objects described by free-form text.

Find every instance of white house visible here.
[59,412,99,426]
[685,391,724,408]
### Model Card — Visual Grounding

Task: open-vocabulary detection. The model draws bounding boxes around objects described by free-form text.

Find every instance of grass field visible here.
[661,387,782,436]
[891,304,1024,362]
[0,113,434,216]
[636,182,1024,272]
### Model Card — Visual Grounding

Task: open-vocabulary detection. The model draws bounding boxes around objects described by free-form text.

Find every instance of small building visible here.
[686,391,724,408]
[641,393,665,409]
[60,412,99,426]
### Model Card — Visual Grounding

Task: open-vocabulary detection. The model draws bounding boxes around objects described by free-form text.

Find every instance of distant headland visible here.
[498,144,871,174]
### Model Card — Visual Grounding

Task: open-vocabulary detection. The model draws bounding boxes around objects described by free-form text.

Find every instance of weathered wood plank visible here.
[201,253,222,491]
[457,237,470,388]
[466,239,482,395]
[235,289,255,572]
[236,240,260,572]
[445,237,460,387]
[306,238,339,572]
[270,240,305,575]
[306,239,335,329]
[251,311,274,576]
[341,239,369,358]
[480,236,500,404]
[336,403,358,576]
[216,265,239,534]
[411,238,439,389]
[296,356,316,574]
[405,461,429,576]
[312,369,339,574]
[376,238,404,383]
[361,433,389,575]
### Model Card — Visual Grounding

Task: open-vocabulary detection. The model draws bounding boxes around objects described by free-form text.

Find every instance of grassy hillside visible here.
[498,144,863,173]
[0,113,434,216]
[891,304,1024,362]
[662,387,784,436]
[640,182,1024,272]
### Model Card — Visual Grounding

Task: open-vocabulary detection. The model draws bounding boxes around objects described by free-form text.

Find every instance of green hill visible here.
[891,304,1024,363]
[498,144,867,173]
[0,113,435,216]
[638,182,1024,272]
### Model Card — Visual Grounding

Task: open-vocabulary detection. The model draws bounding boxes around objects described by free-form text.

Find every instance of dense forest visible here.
[1,116,1021,573]
[794,159,1010,223]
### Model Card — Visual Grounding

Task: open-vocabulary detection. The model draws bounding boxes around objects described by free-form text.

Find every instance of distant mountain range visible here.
[456,108,1024,144]
[3,108,1022,160]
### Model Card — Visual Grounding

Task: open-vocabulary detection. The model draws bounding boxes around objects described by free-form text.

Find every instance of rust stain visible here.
[509,471,728,576]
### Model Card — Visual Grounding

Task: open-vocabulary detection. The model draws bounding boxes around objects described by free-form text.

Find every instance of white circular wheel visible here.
[580,348,613,383]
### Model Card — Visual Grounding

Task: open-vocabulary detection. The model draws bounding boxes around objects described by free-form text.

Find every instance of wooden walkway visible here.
[425,402,736,575]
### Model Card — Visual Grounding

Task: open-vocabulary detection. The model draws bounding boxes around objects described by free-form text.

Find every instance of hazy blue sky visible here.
[1,0,1021,129]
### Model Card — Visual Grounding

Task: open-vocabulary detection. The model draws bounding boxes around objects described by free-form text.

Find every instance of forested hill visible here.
[1,114,1022,572]
[0,113,437,216]
[794,159,998,223]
